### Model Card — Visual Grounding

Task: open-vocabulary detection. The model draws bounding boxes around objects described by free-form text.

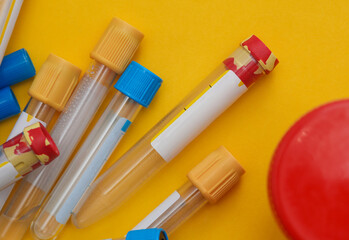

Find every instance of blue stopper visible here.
[0,49,36,88]
[126,229,168,240]
[0,87,21,121]
[114,61,162,107]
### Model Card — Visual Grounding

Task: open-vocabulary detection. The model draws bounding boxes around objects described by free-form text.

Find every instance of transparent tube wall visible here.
[132,182,206,235]
[73,47,260,228]
[32,93,141,239]
[0,61,116,238]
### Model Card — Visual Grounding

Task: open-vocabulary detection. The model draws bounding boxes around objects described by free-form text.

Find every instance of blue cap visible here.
[114,61,162,107]
[0,49,36,89]
[0,87,21,121]
[126,229,168,240]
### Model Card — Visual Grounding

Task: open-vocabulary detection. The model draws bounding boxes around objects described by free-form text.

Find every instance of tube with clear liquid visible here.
[0,17,143,240]
[31,62,162,240]
[109,146,244,239]
[73,35,279,228]
[0,54,80,212]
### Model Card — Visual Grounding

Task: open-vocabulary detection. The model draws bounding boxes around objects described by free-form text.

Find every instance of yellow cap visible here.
[187,146,245,203]
[90,18,144,74]
[28,54,81,111]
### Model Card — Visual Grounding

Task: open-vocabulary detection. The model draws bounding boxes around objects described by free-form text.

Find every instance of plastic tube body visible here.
[0,97,56,211]
[73,47,261,227]
[31,93,141,239]
[0,61,116,240]
[0,0,23,64]
[132,182,206,235]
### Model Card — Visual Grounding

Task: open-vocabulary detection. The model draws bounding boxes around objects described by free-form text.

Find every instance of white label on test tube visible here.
[133,191,181,230]
[55,117,131,224]
[7,112,47,139]
[151,70,247,162]
[0,161,19,189]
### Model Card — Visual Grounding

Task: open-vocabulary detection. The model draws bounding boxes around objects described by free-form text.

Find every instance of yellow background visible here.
[0,0,348,239]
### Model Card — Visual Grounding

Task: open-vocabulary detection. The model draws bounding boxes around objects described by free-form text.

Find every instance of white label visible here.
[0,159,20,190]
[133,191,181,230]
[151,70,247,162]
[0,111,47,210]
[7,111,47,140]
[55,118,131,224]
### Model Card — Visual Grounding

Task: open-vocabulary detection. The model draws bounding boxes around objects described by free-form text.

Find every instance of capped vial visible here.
[73,35,277,228]
[31,62,162,240]
[0,123,59,190]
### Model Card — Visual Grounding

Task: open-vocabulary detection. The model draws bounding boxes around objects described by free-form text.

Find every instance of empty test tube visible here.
[73,35,278,228]
[109,229,168,240]
[31,62,162,240]
[0,123,59,191]
[129,146,244,236]
[0,17,143,240]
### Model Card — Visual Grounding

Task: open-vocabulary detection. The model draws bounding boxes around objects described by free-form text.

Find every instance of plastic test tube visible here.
[0,17,143,240]
[110,229,168,240]
[127,146,244,236]
[32,62,162,240]
[0,54,81,212]
[0,123,59,190]
[73,35,279,228]
[0,0,24,64]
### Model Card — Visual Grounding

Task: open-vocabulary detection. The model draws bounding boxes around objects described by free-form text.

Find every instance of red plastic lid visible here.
[269,100,349,240]
[23,122,59,165]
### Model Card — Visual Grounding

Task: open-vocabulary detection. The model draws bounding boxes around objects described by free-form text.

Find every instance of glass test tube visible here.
[109,228,168,240]
[128,146,244,236]
[0,18,143,240]
[0,54,80,212]
[0,123,59,191]
[31,62,162,240]
[73,35,279,228]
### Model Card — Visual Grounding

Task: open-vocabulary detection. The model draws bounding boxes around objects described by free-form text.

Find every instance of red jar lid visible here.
[269,100,349,240]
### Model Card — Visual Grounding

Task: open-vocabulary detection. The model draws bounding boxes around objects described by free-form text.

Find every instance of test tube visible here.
[0,17,143,240]
[31,62,162,240]
[0,123,59,190]
[0,0,24,64]
[109,229,168,240]
[0,54,81,211]
[72,35,278,228]
[127,146,244,236]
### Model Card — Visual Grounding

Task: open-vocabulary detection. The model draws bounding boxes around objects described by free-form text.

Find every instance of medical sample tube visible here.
[73,35,278,228]
[0,123,59,190]
[129,146,244,236]
[109,228,168,240]
[0,54,81,211]
[31,62,162,240]
[0,0,24,64]
[0,18,143,240]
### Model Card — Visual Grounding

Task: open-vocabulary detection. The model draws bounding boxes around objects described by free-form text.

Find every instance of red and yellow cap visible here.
[23,122,59,165]
[241,35,279,74]
[223,35,278,87]
[187,146,245,203]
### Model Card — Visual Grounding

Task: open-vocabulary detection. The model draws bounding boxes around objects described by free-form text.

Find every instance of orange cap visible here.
[28,54,81,111]
[90,17,144,74]
[187,146,245,203]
